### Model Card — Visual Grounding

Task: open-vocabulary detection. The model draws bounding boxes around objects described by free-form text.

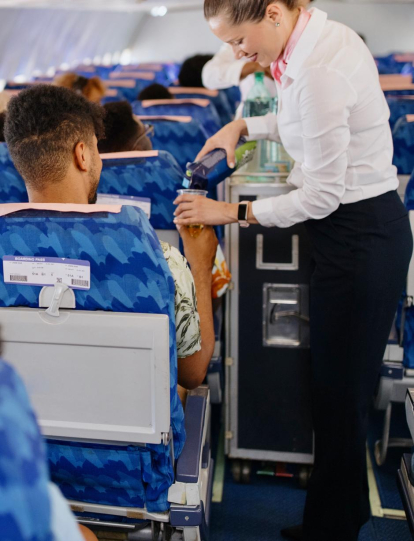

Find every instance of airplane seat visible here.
[0,358,54,540]
[387,97,414,132]
[373,170,414,465]
[112,65,170,86]
[104,80,145,103]
[132,99,222,138]
[98,150,184,248]
[168,87,234,125]
[393,115,414,175]
[137,116,209,172]
[0,143,28,203]
[0,203,213,538]
[221,86,242,114]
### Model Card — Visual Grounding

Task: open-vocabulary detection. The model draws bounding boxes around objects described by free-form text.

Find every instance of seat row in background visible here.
[376,54,414,176]
[5,61,241,139]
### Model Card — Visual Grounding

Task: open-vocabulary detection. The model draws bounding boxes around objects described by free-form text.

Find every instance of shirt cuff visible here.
[244,116,271,141]
[252,198,278,227]
[226,60,246,87]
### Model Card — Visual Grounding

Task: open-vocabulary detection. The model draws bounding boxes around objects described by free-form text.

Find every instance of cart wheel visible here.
[298,466,311,489]
[241,460,252,484]
[374,439,387,467]
[231,459,242,483]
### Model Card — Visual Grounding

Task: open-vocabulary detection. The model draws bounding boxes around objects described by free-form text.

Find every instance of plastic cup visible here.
[176,189,208,238]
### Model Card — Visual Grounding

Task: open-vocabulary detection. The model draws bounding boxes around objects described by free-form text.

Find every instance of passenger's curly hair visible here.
[4,85,105,190]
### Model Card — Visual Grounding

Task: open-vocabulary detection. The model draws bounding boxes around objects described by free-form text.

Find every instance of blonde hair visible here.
[54,72,105,102]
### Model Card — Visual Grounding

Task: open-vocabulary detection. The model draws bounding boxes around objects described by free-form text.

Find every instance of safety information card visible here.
[2,256,91,290]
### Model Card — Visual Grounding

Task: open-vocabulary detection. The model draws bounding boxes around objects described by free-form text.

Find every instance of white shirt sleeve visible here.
[251,66,358,228]
[48,482,85,541]
[202,43,246,90]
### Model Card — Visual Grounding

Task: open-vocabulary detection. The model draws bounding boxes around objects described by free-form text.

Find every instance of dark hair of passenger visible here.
[204,0,302,25]
[0,112,5,143]
[4,85,104,190]
[138,83,173,101]
[178,54,214,88]
[98,101,152,153]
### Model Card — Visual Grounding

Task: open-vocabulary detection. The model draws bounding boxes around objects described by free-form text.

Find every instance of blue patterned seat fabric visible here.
[0,359,53,541]
[0,206,184,512]
[221,86,241,114]
[168,90,233,126]
[387,97,414,132]
[375,54,414,75]
[0,143,29,203]
[99,150,184,230]
[392,116,414,175]
[398,169,414,368]
[132,100,222,138]
[148,119,208,172]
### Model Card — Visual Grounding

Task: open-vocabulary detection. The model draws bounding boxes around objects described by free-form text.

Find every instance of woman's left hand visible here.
[174,194,237,226]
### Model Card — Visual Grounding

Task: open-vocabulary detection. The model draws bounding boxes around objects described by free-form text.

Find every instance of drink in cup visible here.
[176,189,208,238]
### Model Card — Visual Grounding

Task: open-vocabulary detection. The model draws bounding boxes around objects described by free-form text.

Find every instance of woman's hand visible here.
[174,195,238,226]
[195,118,249,167]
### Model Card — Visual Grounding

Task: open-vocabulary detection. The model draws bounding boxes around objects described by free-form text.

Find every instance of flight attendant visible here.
[174,2,413,540]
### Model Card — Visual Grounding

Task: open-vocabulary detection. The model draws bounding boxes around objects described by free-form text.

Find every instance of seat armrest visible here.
[176,386,208,483]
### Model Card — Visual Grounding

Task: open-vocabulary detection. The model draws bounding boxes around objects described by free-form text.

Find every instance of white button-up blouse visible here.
[245,8,398,228]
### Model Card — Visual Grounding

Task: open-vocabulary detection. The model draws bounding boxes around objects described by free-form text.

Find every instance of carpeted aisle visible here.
[209,458,412,541]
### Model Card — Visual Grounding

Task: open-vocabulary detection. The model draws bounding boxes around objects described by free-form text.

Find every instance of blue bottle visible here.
[183,137,257,191]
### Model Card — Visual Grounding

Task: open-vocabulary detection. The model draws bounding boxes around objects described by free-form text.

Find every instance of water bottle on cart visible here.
[243,71,293,176]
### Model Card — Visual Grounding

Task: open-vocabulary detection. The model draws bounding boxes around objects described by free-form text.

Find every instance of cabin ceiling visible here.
[0,0,203,11]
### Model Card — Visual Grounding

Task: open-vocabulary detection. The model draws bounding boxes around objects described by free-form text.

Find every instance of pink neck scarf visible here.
[272,8,311,84]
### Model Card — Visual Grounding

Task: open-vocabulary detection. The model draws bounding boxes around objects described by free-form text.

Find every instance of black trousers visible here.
[302,190,413,541]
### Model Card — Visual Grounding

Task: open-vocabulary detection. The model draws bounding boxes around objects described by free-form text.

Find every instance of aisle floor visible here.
[209,459,411,541]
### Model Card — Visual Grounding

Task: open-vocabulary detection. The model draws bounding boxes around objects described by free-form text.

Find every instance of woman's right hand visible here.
[195,118,249,168]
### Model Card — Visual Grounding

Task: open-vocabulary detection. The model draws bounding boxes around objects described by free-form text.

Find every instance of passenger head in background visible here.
[179,54,214,87]
[0,91,11,113]
[98,101,153,153]
[0,112,5,142]
[54,72,106,103]
[4,85,104,204]
[138,83,173,101]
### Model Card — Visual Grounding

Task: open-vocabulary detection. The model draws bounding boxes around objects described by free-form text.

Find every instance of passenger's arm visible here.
[177,226,217,390]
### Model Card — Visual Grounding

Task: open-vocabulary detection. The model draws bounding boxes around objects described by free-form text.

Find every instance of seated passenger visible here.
[5,85,216,390]
[53,72,106,103]
[178,54,214,88]
[138,83,174,101]
[0,354,97,541]
[98,101,153,153]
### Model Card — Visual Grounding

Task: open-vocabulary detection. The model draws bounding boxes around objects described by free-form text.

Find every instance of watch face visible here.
[238,202,248,222]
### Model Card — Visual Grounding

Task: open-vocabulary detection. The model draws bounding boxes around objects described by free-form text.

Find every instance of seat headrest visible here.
[169,87,219,98]
[135,115,192,123]
[141,98,210,108]
[0,203,122,217]
[100,150,159,160]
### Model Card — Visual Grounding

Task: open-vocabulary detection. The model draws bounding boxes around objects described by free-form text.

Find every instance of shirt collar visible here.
[283,7,328,81]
